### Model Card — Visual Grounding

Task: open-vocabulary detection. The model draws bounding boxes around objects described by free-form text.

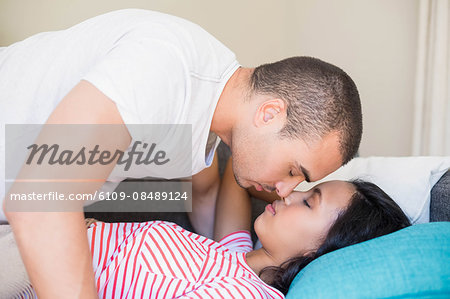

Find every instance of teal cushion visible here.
[286,222,450,298]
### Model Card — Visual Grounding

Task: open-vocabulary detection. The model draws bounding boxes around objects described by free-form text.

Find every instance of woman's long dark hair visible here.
[259,180,411,295]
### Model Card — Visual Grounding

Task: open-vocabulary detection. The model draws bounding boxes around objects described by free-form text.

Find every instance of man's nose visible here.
[275,177,304,198]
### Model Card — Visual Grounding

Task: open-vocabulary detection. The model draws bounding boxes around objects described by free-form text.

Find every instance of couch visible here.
[1,142,447,298]
[86,142,450,298]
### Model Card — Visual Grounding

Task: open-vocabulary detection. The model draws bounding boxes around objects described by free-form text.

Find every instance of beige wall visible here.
[0,0,419,157]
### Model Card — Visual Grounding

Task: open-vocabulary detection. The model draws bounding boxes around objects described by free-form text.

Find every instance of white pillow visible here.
[295,157,450,224]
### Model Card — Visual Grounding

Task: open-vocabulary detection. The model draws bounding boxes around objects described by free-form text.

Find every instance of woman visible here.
[85,159,411,298]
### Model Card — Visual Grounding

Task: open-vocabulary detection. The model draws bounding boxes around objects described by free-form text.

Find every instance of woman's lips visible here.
[255,184,263,191]
[265,203,276,215]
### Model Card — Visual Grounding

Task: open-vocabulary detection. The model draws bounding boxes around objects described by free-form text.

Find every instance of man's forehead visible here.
[294,152,342,183]
[297,134,342,180]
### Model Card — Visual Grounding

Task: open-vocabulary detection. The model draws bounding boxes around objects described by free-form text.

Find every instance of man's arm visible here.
[213,157,252,242]
[3,80,131,298]
[188,154,220,239]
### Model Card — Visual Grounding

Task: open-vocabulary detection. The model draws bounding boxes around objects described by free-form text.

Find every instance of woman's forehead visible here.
[316,180,355,205]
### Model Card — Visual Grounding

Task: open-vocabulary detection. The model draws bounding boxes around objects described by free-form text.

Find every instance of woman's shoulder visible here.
[218,230,253,253]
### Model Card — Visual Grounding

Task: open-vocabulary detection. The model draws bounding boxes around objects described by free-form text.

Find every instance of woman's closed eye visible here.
[303,188,321,209]
[303,198,311,208]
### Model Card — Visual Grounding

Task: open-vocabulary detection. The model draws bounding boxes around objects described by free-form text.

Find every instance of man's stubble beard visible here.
[230,144,250,189]
[230,126,256,189]
[233,171,247,189]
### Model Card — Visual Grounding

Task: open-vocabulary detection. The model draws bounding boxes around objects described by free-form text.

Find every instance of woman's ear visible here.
[302,250,316,258]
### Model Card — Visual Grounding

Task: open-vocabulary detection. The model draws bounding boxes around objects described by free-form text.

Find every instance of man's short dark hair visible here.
[250,56,362,165]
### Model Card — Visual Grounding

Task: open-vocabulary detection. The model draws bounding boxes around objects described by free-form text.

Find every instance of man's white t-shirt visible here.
[0,9,240,221]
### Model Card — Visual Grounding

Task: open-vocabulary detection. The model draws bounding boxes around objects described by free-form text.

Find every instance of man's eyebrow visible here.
[298,164,311,183]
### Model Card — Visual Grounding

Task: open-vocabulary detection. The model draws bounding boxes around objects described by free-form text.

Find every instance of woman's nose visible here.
[283,191,306,205]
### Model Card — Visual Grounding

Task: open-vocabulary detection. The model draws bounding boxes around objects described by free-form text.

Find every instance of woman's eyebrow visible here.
[313,187,322,205]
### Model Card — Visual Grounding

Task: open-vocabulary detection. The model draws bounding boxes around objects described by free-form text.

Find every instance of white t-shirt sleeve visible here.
[82,36,188,141]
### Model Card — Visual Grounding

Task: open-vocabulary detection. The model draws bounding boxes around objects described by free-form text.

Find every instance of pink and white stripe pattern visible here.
[87,221,284,298]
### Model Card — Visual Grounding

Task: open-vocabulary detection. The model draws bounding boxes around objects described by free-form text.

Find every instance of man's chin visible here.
[233,173,250,189]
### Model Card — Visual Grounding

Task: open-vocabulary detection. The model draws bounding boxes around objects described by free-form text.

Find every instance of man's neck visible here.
[210,67,254,146]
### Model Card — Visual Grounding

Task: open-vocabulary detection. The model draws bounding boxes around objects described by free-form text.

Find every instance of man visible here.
[1,9,361,297]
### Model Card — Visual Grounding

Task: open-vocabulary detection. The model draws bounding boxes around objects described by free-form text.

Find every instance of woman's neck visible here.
[245,248,279,281]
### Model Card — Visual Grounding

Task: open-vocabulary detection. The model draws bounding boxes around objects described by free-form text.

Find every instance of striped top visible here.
[87,221,285,298]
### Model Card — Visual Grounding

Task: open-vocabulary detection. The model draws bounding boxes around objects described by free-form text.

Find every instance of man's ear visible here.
[254,99,286,127]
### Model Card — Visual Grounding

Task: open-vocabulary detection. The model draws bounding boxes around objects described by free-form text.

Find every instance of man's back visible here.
[0,9,240,222]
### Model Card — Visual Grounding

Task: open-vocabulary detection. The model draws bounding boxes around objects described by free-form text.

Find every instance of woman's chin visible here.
[253,216,261,232]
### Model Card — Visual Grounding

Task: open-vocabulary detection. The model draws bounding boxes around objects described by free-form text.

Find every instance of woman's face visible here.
[254,180,356,263]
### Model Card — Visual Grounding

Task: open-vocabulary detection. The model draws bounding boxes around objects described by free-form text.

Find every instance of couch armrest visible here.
[430,169,450,222]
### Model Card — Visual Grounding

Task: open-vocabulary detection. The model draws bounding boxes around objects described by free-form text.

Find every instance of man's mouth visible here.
[254,182,274,193]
